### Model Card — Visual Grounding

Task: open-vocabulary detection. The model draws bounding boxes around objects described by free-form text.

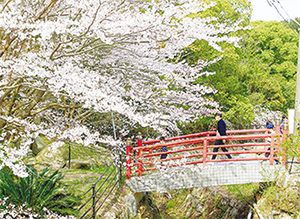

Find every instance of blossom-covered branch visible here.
[0,0,246,176]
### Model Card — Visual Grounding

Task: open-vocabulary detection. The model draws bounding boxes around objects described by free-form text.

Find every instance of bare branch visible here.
[34,0,59,21]
[0,0,13,13]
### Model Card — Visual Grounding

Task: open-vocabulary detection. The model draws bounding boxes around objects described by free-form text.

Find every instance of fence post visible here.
[69,143,71,169]
[118,153,122,187]
[137,133,143,177]
[126,138,132,179]
[282,122,288,166]
[203,139,208,166]
[92,185,96,219]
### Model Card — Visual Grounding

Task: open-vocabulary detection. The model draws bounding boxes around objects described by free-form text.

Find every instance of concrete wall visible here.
[126,163,283,193]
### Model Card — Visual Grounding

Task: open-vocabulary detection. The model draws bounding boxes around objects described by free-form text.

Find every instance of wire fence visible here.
[78,154,123,219]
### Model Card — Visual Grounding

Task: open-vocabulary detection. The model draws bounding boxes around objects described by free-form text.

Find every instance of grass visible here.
[40,135,109,161]
[60,165,127,217]
[61,167,112,194]
[221,183,260,204]
[166,199,176,208]
[148,188,194,218]
[37,136,126,217]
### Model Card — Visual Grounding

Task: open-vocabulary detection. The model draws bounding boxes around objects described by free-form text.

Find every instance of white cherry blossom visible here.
[0,0,246,176]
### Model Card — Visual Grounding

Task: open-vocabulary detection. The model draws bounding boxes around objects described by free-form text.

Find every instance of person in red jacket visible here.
[211,112,232,160]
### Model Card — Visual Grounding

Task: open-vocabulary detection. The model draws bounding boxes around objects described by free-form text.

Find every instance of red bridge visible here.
[126,123,289,180]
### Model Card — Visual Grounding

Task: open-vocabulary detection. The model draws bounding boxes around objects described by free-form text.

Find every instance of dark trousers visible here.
[265,147,270,158]
[265,147,280,164]
[212,140,232,160]
[160,146,167,159]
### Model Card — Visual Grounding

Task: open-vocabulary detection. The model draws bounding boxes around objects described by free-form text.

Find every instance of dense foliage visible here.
[0,167,80,216]
[186,19,299,131]
[172,0,298,132]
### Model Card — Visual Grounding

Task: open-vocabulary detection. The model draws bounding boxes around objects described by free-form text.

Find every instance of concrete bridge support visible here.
[125,192,145,217]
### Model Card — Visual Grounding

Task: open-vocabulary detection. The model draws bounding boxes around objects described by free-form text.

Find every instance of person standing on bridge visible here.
[160,136,168,160]
[159,136,168,166]
[266,118,274,129]
[211,112,232,160]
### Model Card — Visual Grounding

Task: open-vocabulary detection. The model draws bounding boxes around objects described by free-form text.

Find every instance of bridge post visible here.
[270,136,274,165]
[275,118,280,134]
[264,130,269,151]
[149,145,153,167]
[282,122,288,166]
[203,139,208,166]
[276,119,281,153]
[137,133,143,177]
[275,118,281,165]
[126,138,132,179]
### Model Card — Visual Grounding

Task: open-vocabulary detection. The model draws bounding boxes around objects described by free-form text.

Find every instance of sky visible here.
[250,0,300,22]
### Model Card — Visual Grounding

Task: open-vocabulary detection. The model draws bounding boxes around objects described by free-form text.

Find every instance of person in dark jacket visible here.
[160,136,167,160]
[211,112,232,160]
[280,115,287,133]
[266,119,274,129]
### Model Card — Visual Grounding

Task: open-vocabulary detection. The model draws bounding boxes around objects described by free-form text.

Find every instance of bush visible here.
[0,167,81,216]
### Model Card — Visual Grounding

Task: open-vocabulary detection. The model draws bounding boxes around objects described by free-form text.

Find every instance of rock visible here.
[23,149,34,162]
[185,209,192,218]
[276,213,294,219]
[277,170,300,189]
[253,170,300,219]
[90,147,113,166]
[31,136,47,155]
[125,192,138,217]
[196,204,203,212]
[27,149,34,158]
[33,164,50,170]
[229,207,238,217]
[66,159,94,169]
[24,141,114,170]
[24,157,37,166]
[102,212,116,219]
[33,143,68,169]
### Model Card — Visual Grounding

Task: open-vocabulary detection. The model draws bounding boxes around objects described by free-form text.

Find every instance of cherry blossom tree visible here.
[0,0,244,176]
[251,105,282,128]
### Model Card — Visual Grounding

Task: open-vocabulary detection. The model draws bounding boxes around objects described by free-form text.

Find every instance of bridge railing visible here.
[126,125,288,179]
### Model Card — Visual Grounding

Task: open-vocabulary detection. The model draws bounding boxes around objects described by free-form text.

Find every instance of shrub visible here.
[0,167,81,216]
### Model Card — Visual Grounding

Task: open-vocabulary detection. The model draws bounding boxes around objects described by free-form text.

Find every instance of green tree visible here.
[184,18,298,130]
[179,0,253,131]
[285,17,300,33]
[199,0,252,26]
[240,20,298,111]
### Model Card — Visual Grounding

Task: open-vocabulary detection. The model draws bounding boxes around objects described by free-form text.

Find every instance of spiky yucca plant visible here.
[0,167,81,216]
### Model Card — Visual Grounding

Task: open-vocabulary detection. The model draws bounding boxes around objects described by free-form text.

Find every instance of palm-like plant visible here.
[0,167,80,216]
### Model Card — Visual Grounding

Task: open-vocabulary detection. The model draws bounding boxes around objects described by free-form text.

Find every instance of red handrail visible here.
[133,143,270,159]
[143,128,271,145]
[133,133,277,151]
[126,127,288,179]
